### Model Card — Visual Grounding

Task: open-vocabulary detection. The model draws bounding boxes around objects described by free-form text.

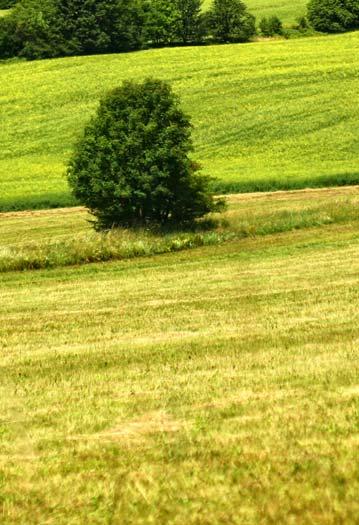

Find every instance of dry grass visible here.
[1,188,359,523]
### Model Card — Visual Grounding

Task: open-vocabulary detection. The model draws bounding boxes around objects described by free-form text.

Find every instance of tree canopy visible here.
[67,79,222,229]
[307,0,359,33]
[0,0,256,59]
[208,0,256,42]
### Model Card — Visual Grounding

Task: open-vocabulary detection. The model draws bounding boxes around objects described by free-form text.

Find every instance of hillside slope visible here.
[203,0,307,24]
[1,32,359,210]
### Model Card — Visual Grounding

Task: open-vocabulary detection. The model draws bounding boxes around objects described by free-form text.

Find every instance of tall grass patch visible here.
[1,187,358,272]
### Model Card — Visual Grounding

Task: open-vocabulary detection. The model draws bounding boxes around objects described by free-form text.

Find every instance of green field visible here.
[1,187,359,524]
[1,31,359,211]
[203,0,307,24]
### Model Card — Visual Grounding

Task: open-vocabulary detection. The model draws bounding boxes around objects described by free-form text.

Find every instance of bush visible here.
[307,0,359,33]
[296,16,309,30]
[208,0,256,42]
[259,15,283,36]
[67,79,223,230]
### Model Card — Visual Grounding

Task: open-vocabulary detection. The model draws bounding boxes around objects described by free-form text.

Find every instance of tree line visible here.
[1,0,358,60]
[0,0,256,60]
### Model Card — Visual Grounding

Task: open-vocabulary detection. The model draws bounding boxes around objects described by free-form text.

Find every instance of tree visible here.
[54,0,146,55]
[0,0,61,60]
[0,0,146,59]
[259,15,283,36]
[67,79,221,229]
[174,0,205,43]
[144,0,179,45]
[307,0,359,33]
[259,17,270,36]
[208,0,256,42]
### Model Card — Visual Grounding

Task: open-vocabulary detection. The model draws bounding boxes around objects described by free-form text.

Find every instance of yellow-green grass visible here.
[1,32,359,211]
[203,0,307,24]
[1,189,359,524]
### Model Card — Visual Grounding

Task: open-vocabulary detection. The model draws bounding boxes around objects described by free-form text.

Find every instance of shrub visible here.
[259,15,283,36]
[307,0,359,33]
[268,15,283,34]
[296,16,309,30]
[208,0,256,42]
[67,79,223,230]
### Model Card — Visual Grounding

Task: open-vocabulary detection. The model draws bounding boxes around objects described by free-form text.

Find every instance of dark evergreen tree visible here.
[307,0,359,33]
[208,0,256,42]
[67,79,221,229]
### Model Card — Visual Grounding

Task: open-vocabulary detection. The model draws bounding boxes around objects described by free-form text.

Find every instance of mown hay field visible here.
[1,32,359,211]
[1,188,359,524]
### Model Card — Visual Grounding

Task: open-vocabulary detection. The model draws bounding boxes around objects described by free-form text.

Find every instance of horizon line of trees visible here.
[1,0,359,61]
[0,0,257,60]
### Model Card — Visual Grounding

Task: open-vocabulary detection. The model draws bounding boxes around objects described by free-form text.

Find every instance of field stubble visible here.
[1,187,359,523]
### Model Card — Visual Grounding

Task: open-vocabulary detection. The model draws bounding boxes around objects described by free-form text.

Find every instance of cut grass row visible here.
[1,189,359,524]
[1,32,359,211]
[1,186,358,272]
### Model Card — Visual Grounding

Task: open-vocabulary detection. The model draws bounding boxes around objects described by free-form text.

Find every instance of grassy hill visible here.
[203,0,308,24]
[1,31,359,211]
[1,187,359,523]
